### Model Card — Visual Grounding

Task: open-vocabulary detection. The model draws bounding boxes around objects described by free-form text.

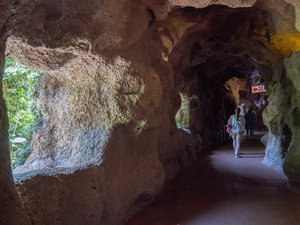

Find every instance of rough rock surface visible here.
[1,0,300,224]
[0,0,34,224]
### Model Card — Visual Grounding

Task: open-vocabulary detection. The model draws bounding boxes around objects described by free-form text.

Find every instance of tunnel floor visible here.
[127,131,300,225]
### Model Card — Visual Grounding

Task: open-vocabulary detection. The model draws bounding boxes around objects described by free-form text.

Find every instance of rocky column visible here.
[0,42,31,224]
[282,52,300,187]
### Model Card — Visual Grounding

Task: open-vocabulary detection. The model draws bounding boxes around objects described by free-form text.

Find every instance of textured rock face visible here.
[281,52,300,185]
[0,46,31,225]
[0,1,33,225]
[167,0,257,10]
[2,0,300,224]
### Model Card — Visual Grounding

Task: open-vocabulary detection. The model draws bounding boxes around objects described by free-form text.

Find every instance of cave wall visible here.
[262,51,300,185]
[2,0,300,225]
[258,33,300,184]
[282,52,300,186]
[0,42,31,225]
[0,0,32,224]
[4,1,189,224]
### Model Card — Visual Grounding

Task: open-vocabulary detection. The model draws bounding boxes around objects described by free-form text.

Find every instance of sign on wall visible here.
[252,85,266,93]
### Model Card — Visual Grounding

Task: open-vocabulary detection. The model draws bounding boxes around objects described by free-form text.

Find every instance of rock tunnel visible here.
[1,0,300,224]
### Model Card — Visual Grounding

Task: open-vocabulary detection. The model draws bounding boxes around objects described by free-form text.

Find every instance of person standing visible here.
[245,108,256,139]
[228,107,245,158]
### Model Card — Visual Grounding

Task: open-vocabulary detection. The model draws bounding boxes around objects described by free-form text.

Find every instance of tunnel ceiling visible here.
[163,4,285,90]
[4,0,296,74]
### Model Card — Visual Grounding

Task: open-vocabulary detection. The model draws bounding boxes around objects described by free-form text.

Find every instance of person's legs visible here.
[232,132,237,150]
[250,129,254,139]
[246,129,249,139]
[235,132,243,157]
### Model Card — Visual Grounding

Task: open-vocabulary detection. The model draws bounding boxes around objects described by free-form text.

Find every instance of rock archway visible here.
[1,0,300,224]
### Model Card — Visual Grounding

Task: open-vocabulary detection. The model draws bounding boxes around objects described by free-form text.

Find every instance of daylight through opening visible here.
[4,57,43,168]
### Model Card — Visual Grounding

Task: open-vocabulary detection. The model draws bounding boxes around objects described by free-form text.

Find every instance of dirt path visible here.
[127,131,300,225]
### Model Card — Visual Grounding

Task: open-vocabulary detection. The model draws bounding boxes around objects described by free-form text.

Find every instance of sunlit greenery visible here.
[3,57,43,168]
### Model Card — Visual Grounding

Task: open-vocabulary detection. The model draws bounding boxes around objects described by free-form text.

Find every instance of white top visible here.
[228,114,245,133]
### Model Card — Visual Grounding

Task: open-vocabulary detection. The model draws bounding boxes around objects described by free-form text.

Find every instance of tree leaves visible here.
[3,57,43,168]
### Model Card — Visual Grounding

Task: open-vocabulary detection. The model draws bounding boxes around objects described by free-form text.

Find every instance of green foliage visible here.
[3,57,43,168]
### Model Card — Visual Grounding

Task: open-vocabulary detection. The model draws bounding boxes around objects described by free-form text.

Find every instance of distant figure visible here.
[245,108,256,139]
[228,107,245,158]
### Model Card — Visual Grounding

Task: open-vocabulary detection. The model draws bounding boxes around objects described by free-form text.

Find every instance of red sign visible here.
[252,86,259,93]
[252,85,266,93]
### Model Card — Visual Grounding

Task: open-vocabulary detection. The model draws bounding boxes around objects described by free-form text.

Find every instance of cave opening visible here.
[5,2,278,175]
[169,3,275,152]
[3,57,43,169]
[174,60,269,148]
[2,0,300,224]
